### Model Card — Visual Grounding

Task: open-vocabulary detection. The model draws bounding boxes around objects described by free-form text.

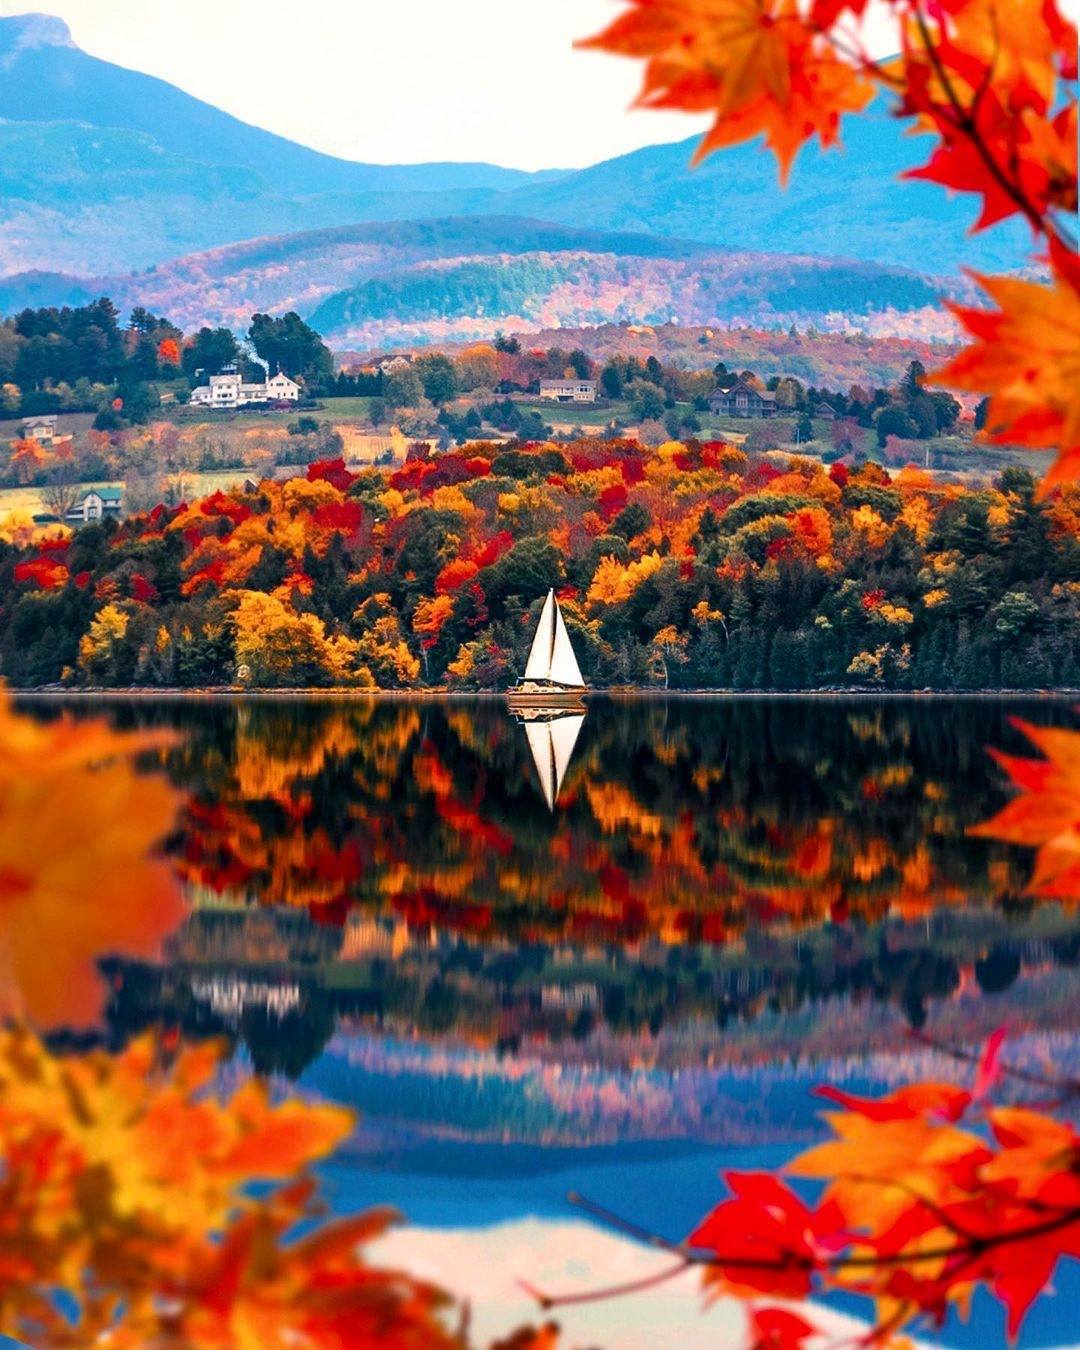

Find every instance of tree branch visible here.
[519,1192,1080,1304]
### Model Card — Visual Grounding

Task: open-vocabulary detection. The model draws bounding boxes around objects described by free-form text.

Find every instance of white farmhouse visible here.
[190,366,301,409]
[265,371,300,400]
[539,378,596,404]
[66,487,123,525]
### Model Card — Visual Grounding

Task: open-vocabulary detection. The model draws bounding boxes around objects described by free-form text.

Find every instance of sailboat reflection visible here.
[519,710,586,811]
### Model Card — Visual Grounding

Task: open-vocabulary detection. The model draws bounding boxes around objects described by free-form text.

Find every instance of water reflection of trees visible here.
[125,697,1069,925]
[103,905,1080,1086]
[85,696,1080,1078]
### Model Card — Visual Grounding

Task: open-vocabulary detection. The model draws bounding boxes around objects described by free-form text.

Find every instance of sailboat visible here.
[522,712,585,811]
[508,589,587,709]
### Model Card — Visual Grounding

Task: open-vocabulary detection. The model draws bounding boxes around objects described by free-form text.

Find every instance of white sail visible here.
[524,720,556,810]
[550,603,585,688]
[523,590,555,681]
[523,712,585,811]
[548,713,585,799]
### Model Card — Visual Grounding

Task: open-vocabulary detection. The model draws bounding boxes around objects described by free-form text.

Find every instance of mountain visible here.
[0,14,543,195]
[0,13,556,272]
[492,117,1030,276]
[0,216,962,349]
[0,13,1027,279]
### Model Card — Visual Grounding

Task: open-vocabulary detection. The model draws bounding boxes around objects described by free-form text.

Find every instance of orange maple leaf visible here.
[578,0,872,179]
[970,719,1080,898]
[0,690,182,1028]
[930,250,1080,491]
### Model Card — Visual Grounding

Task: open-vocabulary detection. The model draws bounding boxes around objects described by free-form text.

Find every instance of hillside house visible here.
[190,367,301,409]
[539,378,596,404]
[709,377,777,418]
[66,487,122,525]
[21,414,58,445]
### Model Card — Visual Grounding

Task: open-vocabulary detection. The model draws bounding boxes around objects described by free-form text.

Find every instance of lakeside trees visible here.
[2,439,1077,690]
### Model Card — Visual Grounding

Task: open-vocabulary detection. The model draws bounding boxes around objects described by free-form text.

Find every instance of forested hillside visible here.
[0,217,958,346]
[3,440,1077,690]
[307,244,949,349]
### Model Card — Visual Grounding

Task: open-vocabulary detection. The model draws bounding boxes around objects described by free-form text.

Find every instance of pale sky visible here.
[3,1,900,170]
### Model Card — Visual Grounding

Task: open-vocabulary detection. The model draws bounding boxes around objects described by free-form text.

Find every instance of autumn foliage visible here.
[0,1025,466,1347]
[509,3,1080,1341]
[0,692,581,1347]
[5,441,1080,692]
[0,2,1078,1343]
[0,688,181,1028]
[972,717,1080,899]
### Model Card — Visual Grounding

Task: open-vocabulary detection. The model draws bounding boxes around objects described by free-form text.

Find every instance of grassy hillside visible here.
[425,323,959,390]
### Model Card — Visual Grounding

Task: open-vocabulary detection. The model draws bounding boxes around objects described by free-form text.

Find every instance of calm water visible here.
[16,695,1080,1346]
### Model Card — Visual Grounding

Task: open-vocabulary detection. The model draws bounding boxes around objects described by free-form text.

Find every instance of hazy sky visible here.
[2,1,899,170]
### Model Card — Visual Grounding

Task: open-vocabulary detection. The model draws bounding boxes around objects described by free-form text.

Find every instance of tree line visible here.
[1,435,1076,691]
[0,298,334,426]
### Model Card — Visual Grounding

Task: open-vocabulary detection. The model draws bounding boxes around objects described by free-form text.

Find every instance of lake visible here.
[12,694,1080,1346]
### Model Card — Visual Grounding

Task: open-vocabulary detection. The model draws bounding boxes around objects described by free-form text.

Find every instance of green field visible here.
[320,396,378,418]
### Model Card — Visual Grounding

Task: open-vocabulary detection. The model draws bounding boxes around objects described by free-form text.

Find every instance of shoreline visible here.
[11,686,1080,702]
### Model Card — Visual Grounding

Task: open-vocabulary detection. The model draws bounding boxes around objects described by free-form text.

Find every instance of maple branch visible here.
[815,26,904,92]
[821,0,1077,255]
[909,1029,1080,1098]
[909,0,1076,251]
[526,1192,1080,1311]
[566,1192,692,1255]
[520,1259,692,1311]
[862,1302,920,1348]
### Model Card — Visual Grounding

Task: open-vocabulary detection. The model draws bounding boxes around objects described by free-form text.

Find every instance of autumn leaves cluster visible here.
[674,1068,1080,1347]
[582,0,1078,491]
[0,694,562,1348]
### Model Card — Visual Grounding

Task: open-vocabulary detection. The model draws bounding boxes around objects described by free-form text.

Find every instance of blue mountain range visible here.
[0,12,1028,278]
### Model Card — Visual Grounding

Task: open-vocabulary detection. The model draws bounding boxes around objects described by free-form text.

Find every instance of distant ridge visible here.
[0,215,962,350]
[0,13,544,197]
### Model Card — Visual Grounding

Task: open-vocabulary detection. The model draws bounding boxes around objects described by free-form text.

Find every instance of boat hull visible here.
[507,684,587,711]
